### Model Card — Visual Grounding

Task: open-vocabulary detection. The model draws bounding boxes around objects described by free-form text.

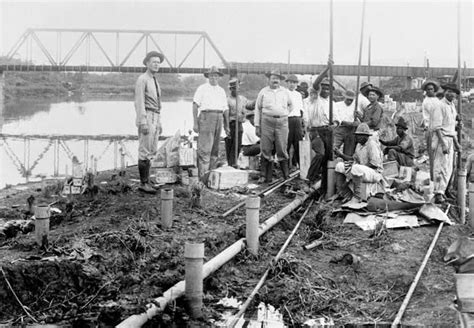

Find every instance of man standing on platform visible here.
[193,66,228,182]
[255,70,293,183]
[286,74,307,168]
[431,83,462,203]
[134,51,164,194]
[224,78,247,167]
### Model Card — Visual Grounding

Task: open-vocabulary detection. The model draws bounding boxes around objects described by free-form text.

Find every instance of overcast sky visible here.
[1,0,473,69]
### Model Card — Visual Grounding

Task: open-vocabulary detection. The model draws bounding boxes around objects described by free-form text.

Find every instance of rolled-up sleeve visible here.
[134,77,147,127]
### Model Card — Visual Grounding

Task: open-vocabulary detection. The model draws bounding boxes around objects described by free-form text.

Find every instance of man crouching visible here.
[333,123,385,199]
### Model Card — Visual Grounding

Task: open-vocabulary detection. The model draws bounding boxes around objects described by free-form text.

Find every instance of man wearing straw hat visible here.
[255,69,293,183]
[379,117,415,167]
[421,80,442,178]
[193,66,228,182]
[430,83,462,203]
[286,74,307,168]
[333,89,357,156]
[356,86,384,145]
[224,78,248,167]
[134,51,165,194]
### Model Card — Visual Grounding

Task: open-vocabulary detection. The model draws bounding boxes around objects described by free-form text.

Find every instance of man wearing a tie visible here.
[134,51,164,193]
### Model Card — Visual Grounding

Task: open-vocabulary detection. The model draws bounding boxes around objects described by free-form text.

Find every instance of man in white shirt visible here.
[333,89,357,156]
[357,82,372,114]
[193,66,228,182]
[421,80,441,179]
[286,74,307,168]
[242,111,260,156]
[431,83,462,203]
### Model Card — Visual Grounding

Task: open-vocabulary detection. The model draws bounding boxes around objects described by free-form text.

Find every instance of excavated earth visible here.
[2,104,474,327]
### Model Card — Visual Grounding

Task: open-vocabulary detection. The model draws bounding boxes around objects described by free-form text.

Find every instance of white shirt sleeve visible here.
[193,84,204,107]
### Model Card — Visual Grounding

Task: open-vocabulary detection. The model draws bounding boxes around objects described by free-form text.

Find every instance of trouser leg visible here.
[274,117,289,162]
[197,113,216,180]
[243,144,261,156]
[432,135,454,195]
[138,111,161,161]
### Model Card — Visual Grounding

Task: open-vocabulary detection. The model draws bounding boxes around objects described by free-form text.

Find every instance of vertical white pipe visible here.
[185,242,204,318]
[246,195,260,255]
[34,205,50,247]
[161,188,174,228]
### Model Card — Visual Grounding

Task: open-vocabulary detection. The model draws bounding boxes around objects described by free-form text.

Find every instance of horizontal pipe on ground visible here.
[116,181,321,328]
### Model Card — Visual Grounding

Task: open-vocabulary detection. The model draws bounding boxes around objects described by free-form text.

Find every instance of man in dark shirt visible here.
[134,51,164,193]
[380,117,415,167]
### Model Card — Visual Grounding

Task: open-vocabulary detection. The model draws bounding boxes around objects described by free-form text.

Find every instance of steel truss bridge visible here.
[2,28,473,77]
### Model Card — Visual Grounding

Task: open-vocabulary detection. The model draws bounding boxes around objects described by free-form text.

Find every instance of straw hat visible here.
[143,51,164,65]
[421,80,440,92]
[204,66,224,78]
[286,74,298,83]
[265,69,286,80]
[354,123,372,135]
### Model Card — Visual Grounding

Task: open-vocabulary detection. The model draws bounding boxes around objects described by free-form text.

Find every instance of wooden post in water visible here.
[185,242,204,318]
[161,188,174,228]
[246,195,260,255]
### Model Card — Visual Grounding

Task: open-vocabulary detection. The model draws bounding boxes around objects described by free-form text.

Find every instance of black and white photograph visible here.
[0,0,473,326]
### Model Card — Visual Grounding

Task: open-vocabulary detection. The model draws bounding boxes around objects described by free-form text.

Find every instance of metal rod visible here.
[353,0,367,120]
[148,34,174,68]
[116,32,120,66]
[456,0,462,166]
[328,0,334,126]
[119,34,146,66]
[221,170,300,218]
[90,33,115,66]
[6,29,30,59]
[61,32,88,66]
[229,199,315,327]
[391,205,450,328]
[177,36,203,68]
[30,31,57,65]
[203,32,228,68]
[368,35,371,82]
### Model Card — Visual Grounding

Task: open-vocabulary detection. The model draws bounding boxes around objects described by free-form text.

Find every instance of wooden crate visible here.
[208,166,248,190]
[154,168,177,184]
[383,161,399,178]
[179,147,197,167]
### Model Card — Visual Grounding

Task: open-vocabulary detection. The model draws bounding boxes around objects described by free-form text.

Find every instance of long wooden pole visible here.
[391,205,450,327]
[367,35,371,83]
[328,0,334,127]
[353,0,367,120]
[235,79,239,167]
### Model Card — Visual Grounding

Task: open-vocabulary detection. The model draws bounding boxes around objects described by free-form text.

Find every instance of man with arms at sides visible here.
[286,74,307,169]
[333,89,357,156]
[224,78,247,167]
[255,70,293,183]
[421,80,441,179]
[134,51,164,194]
[193,66,228,183]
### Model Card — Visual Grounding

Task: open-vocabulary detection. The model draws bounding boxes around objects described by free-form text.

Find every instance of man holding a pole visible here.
[224,78,247,168]
[255,70,293,183]
[134,51,164,194]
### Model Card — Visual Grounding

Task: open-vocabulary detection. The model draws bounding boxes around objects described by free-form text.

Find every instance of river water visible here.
[0,100,195,188]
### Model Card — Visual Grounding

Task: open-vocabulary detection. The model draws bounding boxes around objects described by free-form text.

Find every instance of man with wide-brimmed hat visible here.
[333,89,358,156]
[421,79,441,178]
[255,69,293,183]
[193,66,228,182]
[356,85,384,145]
[134,50,165,193]
[224,78,248,167]
[429,82,462,203]
[334,123,384,199]
[306,77,336,190]
[380,117,415,167]
[286,74,307,168]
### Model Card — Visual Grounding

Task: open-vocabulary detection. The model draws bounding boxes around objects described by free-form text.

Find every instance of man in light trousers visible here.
[193,66,228,183]
[134,51,164,194]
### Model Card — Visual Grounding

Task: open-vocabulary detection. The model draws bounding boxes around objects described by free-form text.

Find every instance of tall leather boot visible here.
[280,160,289,180]
[138,160,155,194]
[258,157,268,184]
[266,159,273,183]
[146,160,160,190]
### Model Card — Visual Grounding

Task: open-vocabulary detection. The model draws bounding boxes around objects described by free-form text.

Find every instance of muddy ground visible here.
[0,161,469,327]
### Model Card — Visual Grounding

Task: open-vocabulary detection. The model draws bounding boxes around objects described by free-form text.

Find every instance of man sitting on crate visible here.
[379,117,415,167]
[333,123,385,199]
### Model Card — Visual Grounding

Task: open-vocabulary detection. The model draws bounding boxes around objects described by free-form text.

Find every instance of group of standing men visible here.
[134,51,461,203]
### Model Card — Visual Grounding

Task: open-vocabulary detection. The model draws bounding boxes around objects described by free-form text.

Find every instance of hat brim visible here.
[265,73,286,80]
[204,71,224,78]
[421,81,440,92]
[441,85,460,95]
[395,124,408,129]
[363,88,384,98]
[143,52,164,65]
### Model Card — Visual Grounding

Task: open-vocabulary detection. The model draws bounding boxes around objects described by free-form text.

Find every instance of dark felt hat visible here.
[143,51,164,65]
[286,74,299,82]
[421,80,440,92]
[265,69,286,80]
[204,66,224,78]
[395,117,409,130]
[363,86,384,98]
[360,82,373,90]
[441,83,460,95]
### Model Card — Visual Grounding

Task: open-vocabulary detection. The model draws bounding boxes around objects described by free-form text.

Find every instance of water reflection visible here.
[0,100,194,188]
